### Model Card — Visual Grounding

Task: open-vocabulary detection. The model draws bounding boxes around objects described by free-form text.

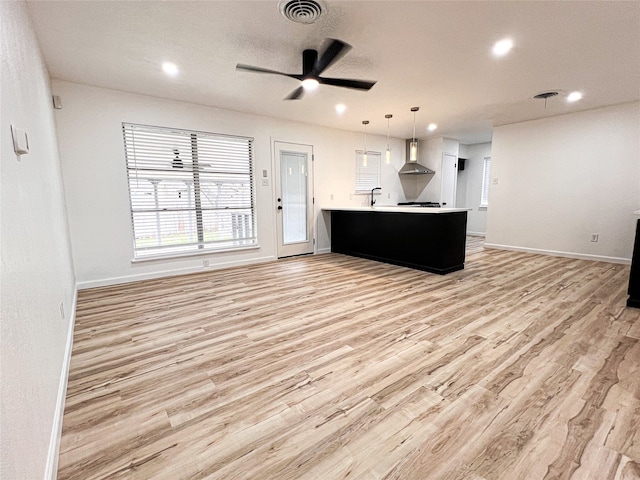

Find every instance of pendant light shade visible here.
[410,106,419,162]
[362,120,369,166]
[385,114,392,164]
[409,142,418,162]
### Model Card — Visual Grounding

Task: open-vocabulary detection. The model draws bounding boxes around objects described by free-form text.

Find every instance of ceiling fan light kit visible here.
[301,78,319,91]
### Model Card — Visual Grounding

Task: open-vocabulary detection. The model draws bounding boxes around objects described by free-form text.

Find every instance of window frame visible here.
[122,122,257,261]
[480,156,491,208]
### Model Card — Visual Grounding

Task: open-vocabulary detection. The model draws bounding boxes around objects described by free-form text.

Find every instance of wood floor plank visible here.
[58,239,640,479]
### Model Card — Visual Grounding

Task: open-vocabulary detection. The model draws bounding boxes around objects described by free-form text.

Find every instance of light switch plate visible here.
[11,125,29,155]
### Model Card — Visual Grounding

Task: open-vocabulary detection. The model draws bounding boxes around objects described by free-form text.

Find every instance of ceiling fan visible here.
[236,38,376,100]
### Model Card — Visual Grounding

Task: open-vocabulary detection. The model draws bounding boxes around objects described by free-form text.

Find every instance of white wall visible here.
[457,142,492,235]
[456,145,468,207]
[486,102,640,262]
[0,2,77,478]
[409,136,459,203]
[52,81,409,287]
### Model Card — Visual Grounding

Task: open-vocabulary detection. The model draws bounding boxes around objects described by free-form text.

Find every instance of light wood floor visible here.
[59,238,640,479]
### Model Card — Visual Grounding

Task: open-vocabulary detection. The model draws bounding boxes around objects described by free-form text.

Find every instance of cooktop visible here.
[397,202,441,208]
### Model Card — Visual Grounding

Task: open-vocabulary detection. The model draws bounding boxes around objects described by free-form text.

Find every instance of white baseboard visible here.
[76,255,277,290]
[316,248,331,254]
[484,243,631,265]
[466,231,486,237]
[44,288,78,480]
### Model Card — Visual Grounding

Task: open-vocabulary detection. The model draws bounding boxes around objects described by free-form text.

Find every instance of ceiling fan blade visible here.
[236,64,302,80]
[312,39,352,76]
[285,86,305,100]
[318,77,377,91]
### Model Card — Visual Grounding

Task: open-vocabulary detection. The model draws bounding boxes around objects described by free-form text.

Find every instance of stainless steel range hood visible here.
[398,139,435,175]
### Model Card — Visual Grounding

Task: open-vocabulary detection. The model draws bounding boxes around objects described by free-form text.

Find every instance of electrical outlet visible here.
[59,302,65,320]
[261,178,269,186]
[590,233,599,242]
[203,259,210,268]
[492,177,499,185]
[330,194,334,200]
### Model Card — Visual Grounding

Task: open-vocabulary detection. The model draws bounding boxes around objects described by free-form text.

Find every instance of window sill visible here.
[479,205,488,210]
[131,244,260,263]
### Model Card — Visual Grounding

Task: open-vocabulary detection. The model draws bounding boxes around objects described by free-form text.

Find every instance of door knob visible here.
[277,198,281,202]
[277,206,283,210]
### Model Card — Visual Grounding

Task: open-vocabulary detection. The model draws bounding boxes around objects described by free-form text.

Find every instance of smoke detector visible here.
[278,0,326,24]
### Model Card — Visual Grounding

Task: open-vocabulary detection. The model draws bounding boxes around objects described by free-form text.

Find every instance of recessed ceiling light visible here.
[301,78,319,91]
[427,123,438,132]
[492,38,513,57]
[567,91,583,102]
[162,62,179,77]
[335,103,346,114]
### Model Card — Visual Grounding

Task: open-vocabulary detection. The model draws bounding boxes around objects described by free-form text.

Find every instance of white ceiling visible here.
[26,0,640,144]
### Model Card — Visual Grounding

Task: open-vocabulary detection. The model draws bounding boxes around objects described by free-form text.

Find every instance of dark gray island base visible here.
[329,208,468,274]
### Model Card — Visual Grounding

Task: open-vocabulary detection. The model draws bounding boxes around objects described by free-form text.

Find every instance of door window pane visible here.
[280,152,308,244]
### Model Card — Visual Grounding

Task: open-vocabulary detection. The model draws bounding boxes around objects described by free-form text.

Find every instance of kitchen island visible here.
[323,206,470,274]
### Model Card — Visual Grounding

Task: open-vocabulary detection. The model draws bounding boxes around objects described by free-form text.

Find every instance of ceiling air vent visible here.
[278,0,326,24]
[533,90,560,108]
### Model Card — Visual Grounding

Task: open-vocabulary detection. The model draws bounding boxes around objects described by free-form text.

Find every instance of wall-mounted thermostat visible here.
[10,125,29,155]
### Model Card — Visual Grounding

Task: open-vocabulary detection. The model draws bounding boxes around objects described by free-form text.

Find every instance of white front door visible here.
[441,153,458,208]
[274,141,314,258]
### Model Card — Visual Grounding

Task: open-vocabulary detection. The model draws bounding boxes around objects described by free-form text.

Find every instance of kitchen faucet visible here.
[370,187,382,206]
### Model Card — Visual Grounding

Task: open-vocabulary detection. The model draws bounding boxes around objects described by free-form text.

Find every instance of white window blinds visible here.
[354,150,381,193]
[123,123,256,259]
[480,156,491,207]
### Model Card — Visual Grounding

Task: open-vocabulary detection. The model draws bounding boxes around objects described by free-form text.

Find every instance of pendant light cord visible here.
[361,120,370,165]
[386,115,391,149]
[362,120,369,153]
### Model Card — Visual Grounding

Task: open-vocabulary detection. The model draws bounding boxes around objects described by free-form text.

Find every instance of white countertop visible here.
[322,206,472,214]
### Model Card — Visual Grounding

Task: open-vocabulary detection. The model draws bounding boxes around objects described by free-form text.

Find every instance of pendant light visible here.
[362,120,369,166]
[410,106,419,162]
[385,114,392,164]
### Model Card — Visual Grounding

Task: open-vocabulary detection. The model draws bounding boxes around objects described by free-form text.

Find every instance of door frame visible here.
[272,140,315,258]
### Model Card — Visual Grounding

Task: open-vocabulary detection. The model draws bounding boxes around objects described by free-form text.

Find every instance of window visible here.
[123,123,256,259]
[480,156,491,207]
[354,150,381,193]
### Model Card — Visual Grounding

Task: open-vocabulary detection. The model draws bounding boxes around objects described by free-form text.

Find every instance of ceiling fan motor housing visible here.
[303,49,319,74]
